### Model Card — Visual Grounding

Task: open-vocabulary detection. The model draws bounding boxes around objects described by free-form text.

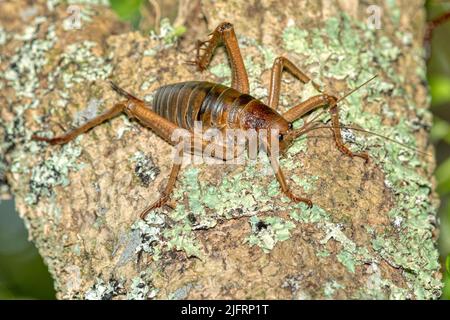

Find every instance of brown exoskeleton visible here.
[33,22,375,219]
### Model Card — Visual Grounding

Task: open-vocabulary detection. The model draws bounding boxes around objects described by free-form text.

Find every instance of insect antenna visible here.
[109,81,142,102]
[287,75,431,157]
[293,123,432,157]
[290,75,378,139]
[335,75,378,105]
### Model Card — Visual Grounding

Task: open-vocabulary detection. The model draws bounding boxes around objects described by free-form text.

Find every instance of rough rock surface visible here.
[0,0,442,299]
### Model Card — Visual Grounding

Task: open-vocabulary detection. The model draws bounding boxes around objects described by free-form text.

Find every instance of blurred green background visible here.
[0,0,449,299]
[427,0,450,300]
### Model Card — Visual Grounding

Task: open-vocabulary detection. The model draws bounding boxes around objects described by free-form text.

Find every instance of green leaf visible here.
[447,255,450,276]
[429,75,450,106]
[436,158,450,196]
[431,117,450,143]
[109,0,143,25]
[443,271,450,300]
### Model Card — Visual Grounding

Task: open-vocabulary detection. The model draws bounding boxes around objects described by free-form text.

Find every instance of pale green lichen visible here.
[290,203,330,224]
[278,13,440,298]
[127,270,159,300]
[245,216,295,253]
[324,280,345,298]
[155,18,187,45]
[385,0,401,26]
[163,220,203,258]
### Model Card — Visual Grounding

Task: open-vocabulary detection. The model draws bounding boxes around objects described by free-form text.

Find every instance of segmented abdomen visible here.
[153,81,257,130]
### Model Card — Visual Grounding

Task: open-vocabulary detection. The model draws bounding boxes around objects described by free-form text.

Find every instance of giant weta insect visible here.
[33,22,376,219]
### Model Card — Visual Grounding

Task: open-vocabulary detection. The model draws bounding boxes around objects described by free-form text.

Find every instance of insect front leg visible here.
[267,56,322,111]
[329,106,369,162]
[187,22,250,94]
[281,95,369,162]
[264,141,312,207]
[139,151,182,219]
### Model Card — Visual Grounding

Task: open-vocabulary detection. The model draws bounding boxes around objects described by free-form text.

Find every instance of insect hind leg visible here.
[186,22,249,94]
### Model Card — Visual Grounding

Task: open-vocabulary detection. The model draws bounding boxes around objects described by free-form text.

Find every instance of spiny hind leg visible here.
[329,106,369,162]
[186,22,249,94]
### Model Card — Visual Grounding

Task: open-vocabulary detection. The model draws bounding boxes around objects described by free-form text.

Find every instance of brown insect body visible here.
[152,81,290,134]
[33,22,373,219]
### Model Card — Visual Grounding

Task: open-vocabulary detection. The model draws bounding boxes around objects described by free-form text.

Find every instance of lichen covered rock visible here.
[0,0,441,299]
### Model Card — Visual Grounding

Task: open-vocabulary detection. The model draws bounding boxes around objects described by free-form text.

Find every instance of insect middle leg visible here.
[329,106,369,162]
[264,140,312,207]
[187,22,249,94]
[139,136,246,219]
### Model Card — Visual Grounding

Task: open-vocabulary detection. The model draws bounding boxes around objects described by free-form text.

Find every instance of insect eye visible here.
[288,123,293,130]
[278,134,284,141]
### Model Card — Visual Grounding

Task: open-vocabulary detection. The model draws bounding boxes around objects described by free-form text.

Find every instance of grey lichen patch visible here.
[61,0,108,31]
[3,17,57,98]
[128,209,201,261]
[74,98,102,126]
[127,270,158,300]
[246,215,295,253]
[130,151,160,188]
[323,280,345,299]
[168,283,198,300]
[132,212,165,259]
[115,229,141,267]
[2,98,85,208]
[85,277,124,300]
[143,18,187,56]
[0,25,7,46]
[48,0,110,11]
[281,275,311,299]
[25,140,84,205]
[48,40,113,90]
[355,263,410,300]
